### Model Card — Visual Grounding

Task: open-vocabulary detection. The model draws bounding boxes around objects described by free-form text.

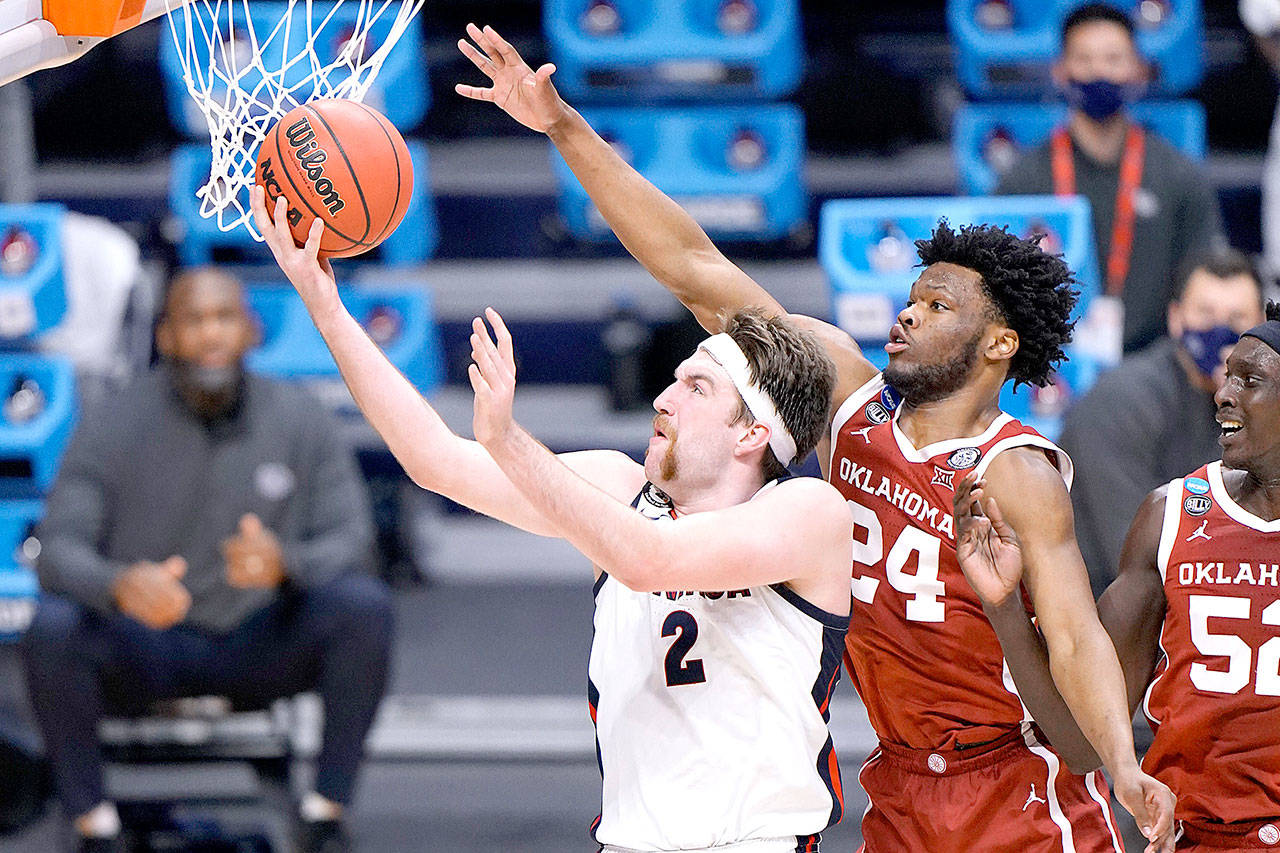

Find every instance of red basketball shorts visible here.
[856,726,1124,853]
[1177,819,1280,851]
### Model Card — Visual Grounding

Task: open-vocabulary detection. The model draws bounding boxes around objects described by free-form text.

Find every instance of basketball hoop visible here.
[162,0,424,240]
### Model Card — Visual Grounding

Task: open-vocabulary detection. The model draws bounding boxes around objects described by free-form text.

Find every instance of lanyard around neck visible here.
[1051,123,1145,296]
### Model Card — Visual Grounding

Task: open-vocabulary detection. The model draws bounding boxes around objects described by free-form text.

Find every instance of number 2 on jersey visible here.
[662,610,706,687]
[847,499,946,622]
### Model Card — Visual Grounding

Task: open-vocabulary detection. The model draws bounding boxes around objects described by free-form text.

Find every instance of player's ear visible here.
[737,421,772,459]
[987,326,1019,364]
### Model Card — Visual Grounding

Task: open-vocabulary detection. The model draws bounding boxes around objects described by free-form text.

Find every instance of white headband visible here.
[698,333,798,468]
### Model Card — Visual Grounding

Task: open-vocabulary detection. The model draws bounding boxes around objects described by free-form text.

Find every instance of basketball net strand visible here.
[163,0,425,241]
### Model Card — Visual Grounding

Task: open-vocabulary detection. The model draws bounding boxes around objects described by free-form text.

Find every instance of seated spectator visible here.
[1058,248,1265,593]
[996,2,1223,354]
[20,268,389,853]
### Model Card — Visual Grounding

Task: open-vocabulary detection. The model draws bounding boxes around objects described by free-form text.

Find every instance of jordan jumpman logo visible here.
[1022,784,1047,812]
[1186,520,1212,542]
[852,426,874,444]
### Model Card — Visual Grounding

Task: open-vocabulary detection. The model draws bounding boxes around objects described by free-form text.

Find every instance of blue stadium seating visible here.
[819,195,1106,438]
[243,284,443,393]
[0,498,42,642]
[553,104,806,241]
[0,563,38,642]
[0,354,77,499]
[168,141,438,267]
[544,0,803,100]
[0,204,69,341]
[159,0,429,137]
[952,99,1206,195]
[948,0,1203,99]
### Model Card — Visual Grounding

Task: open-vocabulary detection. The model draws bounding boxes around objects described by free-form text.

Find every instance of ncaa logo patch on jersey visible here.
[947,447,982,470]
[1184,494,1213,516]
[880,386,902,412]
[1184,477,1211,495]
[864,401,891,424]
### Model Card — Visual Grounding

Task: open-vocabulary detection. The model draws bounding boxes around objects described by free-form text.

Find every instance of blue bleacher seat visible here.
[244,283,443,394]
[0,498,42,642]
[544,0,802,100]
[168,141,437,267]
[953,99,1206,195]
[948,0,1203,99]
[0,354,77,499]
[159,1,429,137]
[553,104,806,241]
[820,195,1105,438]
[0,204,69,341]
[0,566,38,642]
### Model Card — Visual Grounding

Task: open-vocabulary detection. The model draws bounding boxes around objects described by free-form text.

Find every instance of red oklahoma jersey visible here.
[1142,460,1280,829]
[830,376,1071,750]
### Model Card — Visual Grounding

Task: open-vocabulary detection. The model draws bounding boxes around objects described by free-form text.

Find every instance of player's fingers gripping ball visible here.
[254,98,414,259]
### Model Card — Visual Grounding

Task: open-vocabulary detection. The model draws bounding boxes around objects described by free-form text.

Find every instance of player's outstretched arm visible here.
[981,450,1175,853]
[469,309,852,612]
[455,24,879,417]
[455,23,780,333]
[251,187,639,536]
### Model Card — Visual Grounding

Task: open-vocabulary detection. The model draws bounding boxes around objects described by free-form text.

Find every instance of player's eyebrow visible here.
[683,370,719,389]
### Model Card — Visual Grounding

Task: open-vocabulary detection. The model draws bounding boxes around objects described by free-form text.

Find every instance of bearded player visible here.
[252,187,856,852]
[957,304,1280,851]
[454,23,1175,852]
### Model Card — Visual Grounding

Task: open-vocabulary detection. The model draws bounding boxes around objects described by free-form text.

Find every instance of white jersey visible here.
[587,482,848,853]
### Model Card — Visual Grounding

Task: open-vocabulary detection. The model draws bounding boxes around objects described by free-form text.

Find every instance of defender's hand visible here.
[223,513,286,589]
[454,24,567,133]
[113,556,190,630]
[953,476,1025,610]
[469,307,518,448]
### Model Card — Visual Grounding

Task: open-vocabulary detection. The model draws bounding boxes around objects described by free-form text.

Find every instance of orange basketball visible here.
[254,99,413,259]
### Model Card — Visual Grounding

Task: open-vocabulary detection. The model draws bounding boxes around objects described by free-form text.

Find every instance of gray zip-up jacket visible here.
[36,368,375,633]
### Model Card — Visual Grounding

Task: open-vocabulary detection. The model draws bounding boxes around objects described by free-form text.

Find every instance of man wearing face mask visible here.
[20,268,388,853]
[1056,248,1265,594]
[996,2,1224,354]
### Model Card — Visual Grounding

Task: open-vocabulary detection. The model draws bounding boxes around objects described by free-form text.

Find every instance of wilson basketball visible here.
[254,99,413,259]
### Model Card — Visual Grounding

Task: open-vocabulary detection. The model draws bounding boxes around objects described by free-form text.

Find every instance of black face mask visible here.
[1063,78,1143,122]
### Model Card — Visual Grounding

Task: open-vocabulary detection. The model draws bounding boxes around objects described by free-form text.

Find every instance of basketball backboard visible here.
[0,0,190,88]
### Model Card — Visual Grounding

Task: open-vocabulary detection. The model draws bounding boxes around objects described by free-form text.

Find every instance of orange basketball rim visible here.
[0,0,192,88]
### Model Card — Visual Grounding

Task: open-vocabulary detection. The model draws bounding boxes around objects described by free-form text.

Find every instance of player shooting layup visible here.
[453,23,1176,852]
[957,305,1280,851]
[252,187,856,852]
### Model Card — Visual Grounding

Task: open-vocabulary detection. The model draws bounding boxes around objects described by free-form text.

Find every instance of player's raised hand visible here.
[455,24,566,133]
[1111,767,1176,853]
[953,475,1024,610]
[250,185,339,314]
[469,307,519,447]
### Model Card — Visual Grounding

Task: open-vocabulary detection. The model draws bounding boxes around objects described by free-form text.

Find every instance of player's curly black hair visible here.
[914,221,1078,388]
[1267,300,1280,323]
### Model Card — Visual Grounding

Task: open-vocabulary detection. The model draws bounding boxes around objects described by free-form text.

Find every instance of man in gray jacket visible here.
[1058,248,1265,594]
[20,267,389,853]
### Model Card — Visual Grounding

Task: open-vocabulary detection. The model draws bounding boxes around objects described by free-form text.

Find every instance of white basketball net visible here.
[163,0,425,239]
